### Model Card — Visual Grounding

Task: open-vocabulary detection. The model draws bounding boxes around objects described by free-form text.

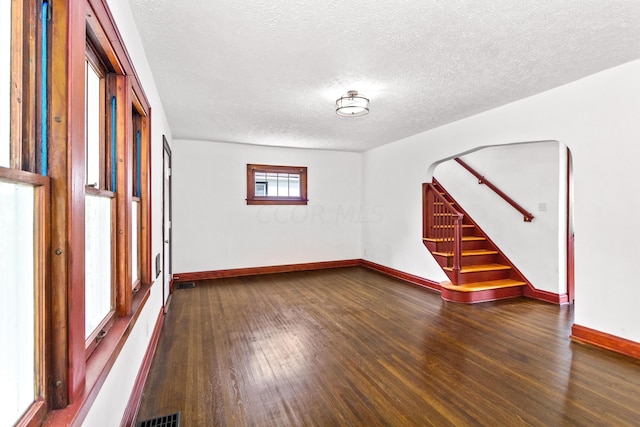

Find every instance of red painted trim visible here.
[120,307,165,427]
[15,400,46,427]
[360,260,441,292]
[566,147,575,303]
[523,286,569,305]
[44,284,152,427]
[175,259,568,306]
[571,324,640,360]
[86,0,151,111]
[173,259,362,282]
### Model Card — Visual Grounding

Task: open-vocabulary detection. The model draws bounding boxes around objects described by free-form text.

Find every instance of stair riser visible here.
[462,240,487,251]
[435,253,498,268]
[441,285,525,303]
[456,269,511,284]
[462,228,477,237]
[461,254,497,266]
[429,228,477,237]
[433,240,488,252]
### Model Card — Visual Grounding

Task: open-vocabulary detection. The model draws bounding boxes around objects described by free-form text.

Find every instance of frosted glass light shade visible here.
[336,90,369,117]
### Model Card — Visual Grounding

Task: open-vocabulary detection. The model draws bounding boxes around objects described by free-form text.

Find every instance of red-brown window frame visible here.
[246,164,308,205]
[42,0,154,423]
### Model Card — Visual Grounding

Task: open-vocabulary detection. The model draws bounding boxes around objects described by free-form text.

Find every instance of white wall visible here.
[172,140,362,273]
[434,141,567,294]
[83,0,173,424]
[362,59,640,343]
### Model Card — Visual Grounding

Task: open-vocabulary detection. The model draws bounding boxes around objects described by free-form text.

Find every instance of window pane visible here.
[85,194,112,337]
[266,173,278,196]
[0,181,35,425]
[0,1,11,168]
[132,199,139,287]
[289,174,300,197]
[277,173,289,196]
[85,61,101,187]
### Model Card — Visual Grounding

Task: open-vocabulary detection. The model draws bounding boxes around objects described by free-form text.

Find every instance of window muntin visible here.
[1,1,11,168]
[0,180,35,426]
[246,164,308,205]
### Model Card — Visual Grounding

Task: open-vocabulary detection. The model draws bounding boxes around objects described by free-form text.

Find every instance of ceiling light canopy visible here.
[336,90,369,117]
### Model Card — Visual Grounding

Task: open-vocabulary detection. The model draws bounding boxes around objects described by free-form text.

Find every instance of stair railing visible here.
[424,183,463,284]
[454,157,534,222]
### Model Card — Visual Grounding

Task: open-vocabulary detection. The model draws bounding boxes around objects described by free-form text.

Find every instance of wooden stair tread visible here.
[432,249,498,257]
[423,236,485,242]
[441,279,527,292]
[443,263,511,273]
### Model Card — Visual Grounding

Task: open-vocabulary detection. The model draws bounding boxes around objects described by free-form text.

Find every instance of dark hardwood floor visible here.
[136,267,640,426]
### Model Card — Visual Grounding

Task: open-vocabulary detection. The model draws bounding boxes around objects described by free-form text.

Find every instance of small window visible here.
[246,164,308,205]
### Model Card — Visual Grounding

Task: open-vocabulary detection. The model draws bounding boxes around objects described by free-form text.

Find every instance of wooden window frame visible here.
[246,164,308,205]
[130,103,148,292]
[4,1,51,425]
[43,0,154,423]
[84,40,118,358]
[0,167,50,426]
[5,0,155,422]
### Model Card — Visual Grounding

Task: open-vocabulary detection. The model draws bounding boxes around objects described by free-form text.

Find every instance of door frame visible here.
[566,147,575,303]
[162,135,172,306]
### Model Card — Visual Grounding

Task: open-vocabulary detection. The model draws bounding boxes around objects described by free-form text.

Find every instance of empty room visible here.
[2,1,640,426]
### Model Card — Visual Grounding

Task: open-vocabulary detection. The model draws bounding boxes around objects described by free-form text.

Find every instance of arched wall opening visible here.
[425,140,573,301]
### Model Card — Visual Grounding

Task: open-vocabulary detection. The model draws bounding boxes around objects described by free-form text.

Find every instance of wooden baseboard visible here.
[173,259,568,306]
[523,286,569,305]
[571,324,640,360]
[120,307,165,427]
[173,259,361,282]
[360,260,441,292]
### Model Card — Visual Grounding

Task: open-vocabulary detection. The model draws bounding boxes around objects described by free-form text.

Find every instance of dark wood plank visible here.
[137,267,640,426]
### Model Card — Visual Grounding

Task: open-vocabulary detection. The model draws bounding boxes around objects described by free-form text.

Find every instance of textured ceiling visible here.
[128,0,640,152]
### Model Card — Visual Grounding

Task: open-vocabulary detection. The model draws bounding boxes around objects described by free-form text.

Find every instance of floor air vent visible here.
[178,282,195,289]
[137,412,181,427]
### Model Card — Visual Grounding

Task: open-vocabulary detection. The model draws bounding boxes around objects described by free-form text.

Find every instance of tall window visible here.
[0,181,35,425]
[0,1,48,425]
[246,164,308,205]
[2,0,155,423]
[131,110,143,289]
[1,1,11,167]
[84,55,115,349]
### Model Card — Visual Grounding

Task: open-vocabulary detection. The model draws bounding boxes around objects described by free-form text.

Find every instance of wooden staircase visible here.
[422,179,529,303]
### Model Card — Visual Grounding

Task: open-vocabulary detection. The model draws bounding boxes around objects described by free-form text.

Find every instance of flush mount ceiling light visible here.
[335,90,369,117]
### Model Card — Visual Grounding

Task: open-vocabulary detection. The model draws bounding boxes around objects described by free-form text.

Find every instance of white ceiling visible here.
[128,0,640,152]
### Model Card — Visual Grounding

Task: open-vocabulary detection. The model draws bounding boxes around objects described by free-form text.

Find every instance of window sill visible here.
[246,198,309,205]
[43,281,153,427]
